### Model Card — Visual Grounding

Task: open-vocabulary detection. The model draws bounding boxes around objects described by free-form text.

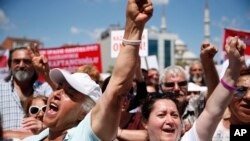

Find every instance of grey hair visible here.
[81,96,96,113]
[189,60,203,71]
[159,65,187,84]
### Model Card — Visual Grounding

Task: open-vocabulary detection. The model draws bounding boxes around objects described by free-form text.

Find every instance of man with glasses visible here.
[159,66,188,109]
[159,65,199,133]
[0,47,53,131]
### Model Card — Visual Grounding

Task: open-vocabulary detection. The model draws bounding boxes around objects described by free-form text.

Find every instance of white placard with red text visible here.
[111,29,148,58]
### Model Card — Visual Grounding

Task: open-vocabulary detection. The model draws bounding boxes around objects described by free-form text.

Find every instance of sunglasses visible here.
[163,81,187,87]
[234,86,249,99]
[29,105,47,115]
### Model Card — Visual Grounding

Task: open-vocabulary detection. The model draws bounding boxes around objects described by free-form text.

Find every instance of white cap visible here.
[49,68,102,102]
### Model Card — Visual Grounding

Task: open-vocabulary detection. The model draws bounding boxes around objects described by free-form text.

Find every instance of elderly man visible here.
[159,65,196,131]
[0,47,53,131]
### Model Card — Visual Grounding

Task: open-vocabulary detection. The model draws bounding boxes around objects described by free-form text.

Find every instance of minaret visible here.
[160,3,167,32]
[204,0,210,42]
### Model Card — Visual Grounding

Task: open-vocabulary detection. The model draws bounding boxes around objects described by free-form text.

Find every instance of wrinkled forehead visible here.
[164,72,186,82]
[191,63,202,69]
[148,69,159,74]
[237,75,250,86]
[12,49,31,59]
[152,99,179,113]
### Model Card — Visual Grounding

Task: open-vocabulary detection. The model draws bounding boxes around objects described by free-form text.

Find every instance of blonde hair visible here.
[76,65,100,83]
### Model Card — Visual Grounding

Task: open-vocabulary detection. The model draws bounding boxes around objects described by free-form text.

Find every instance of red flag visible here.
[223,28,250,55]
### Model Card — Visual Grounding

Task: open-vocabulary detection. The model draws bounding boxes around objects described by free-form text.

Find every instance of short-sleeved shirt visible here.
[23,111,101,141]
[0,79,52,130]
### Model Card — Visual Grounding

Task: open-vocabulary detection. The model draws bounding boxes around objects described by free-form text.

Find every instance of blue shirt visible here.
[23,111,100,141]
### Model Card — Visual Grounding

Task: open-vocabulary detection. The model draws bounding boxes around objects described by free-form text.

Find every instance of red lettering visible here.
[113,43,119,52]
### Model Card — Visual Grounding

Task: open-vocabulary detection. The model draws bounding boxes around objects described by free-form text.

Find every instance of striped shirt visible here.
[0,79,52,130]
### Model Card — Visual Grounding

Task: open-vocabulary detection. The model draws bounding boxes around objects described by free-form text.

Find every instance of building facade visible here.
[1,37,43,50]
[97,26,198,73]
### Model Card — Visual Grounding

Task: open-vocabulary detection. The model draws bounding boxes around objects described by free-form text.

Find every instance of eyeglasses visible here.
[29,105,47,115]
[234,86,249,99]
[163,81,187,87]
[12,59,32,64]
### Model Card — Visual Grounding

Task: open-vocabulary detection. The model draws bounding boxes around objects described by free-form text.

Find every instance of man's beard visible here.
[191,74,202,82]
[13,70,33,82]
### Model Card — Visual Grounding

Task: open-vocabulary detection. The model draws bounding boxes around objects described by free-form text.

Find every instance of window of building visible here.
[148,39,158,57]
[164,40,171,67]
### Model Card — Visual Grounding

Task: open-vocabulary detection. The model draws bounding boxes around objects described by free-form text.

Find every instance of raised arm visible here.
[91,0,153,140]
[28,44,57,90]
[200,42,219,99]
[195,36,246,141]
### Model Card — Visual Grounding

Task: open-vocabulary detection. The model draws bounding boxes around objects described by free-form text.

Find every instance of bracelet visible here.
[220,79,236,91]
[122,39,141,46]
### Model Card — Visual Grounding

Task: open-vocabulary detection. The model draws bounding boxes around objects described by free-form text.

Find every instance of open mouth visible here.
[49,103,59,112]
[46,102,59,117]
[162,128,175,133]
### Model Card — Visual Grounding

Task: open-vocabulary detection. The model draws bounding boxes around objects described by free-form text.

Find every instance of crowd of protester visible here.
[0,0,249,141]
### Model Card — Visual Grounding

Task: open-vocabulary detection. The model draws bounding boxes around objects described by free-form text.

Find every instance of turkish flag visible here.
[223,28,250,55]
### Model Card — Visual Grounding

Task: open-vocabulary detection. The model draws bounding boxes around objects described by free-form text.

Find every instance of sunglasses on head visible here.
[29,105,47,115]
[163,81,187,87]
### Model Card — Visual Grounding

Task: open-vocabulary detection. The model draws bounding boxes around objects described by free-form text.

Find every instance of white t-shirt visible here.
[212,120,229,141]
[181,121,200,141]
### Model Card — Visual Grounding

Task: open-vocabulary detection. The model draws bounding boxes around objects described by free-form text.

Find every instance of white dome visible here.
[175,39,185,46]
[183,51,197,59]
